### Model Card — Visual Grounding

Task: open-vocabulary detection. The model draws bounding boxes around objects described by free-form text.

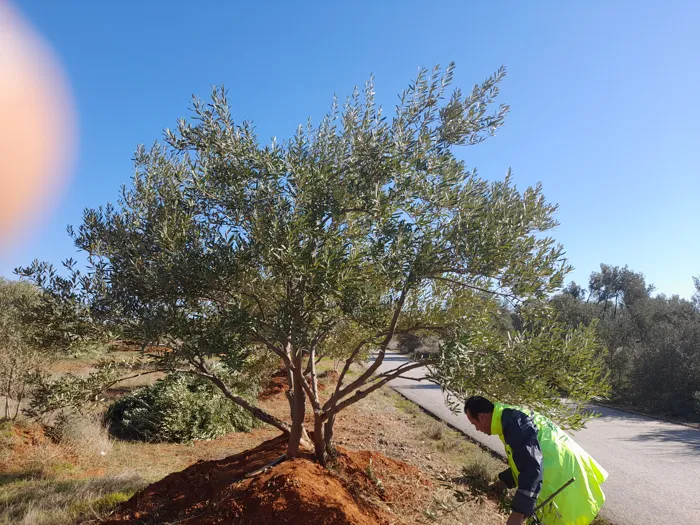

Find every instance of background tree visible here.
[552,266,700,420]
[562,281,587,301]
[588,264,654,316]
[20,63,609,462]
[0,278,51,419]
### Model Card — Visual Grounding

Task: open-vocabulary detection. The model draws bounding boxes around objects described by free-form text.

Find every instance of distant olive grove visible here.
[551,264,700,421]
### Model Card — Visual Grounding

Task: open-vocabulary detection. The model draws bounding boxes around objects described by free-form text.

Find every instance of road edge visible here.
[590,400,700,431]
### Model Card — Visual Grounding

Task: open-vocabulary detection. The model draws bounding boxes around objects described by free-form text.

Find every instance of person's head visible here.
[464,396,494,435]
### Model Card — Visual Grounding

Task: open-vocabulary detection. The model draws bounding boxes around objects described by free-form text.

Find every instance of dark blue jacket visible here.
[497,407,544,516]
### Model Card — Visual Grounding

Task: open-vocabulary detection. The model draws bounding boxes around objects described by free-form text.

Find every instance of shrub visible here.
[48,413,113,458]
[105,373,258,442]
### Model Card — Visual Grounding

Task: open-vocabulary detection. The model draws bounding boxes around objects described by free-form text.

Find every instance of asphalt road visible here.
[372,353,700,525]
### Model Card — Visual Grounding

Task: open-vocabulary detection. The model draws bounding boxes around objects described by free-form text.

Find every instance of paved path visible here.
[372,353,700,525]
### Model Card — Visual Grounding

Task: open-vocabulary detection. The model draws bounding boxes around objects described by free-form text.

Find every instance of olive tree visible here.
[0,278,51,419]
[21,63,608,462]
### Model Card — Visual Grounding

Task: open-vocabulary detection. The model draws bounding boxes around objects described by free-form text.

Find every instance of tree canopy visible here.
[19,63,609,461]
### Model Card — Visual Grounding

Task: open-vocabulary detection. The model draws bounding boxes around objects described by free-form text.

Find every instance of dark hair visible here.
[464,396,494,417]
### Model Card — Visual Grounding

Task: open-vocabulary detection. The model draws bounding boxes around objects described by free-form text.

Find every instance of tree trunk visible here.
[286,365,306,458]
[314,411,326,466]
[12,395,21,420]
[4,366,13,420]
[323,413,336,456]
[285,366,295,416]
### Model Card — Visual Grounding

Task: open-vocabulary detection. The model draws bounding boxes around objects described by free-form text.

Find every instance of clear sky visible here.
[3,0,699,298]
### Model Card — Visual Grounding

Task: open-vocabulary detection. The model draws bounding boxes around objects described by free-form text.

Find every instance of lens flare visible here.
[0,1,76,253]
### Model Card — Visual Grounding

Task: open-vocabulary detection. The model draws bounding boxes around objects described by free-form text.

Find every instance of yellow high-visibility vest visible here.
[492,403,608,525]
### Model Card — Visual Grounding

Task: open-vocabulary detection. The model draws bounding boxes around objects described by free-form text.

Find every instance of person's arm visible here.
[502,409,544,517]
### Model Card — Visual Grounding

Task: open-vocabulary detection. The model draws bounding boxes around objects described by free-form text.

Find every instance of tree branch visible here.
[386,375,426,382]
[251,331,292,368]
[429,274,510,297]
[304,322,336,375]
[322,338,370,411]
[374,360,429,380]
[324,357,435,419]
[324,368,427,420]
[191,359,291,434]
[332,274,414,403]
[239,291,267,322]
[307,348,322,412]
[102,369,169,391]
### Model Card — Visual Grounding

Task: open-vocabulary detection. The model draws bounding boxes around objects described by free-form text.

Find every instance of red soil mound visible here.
[259,369,335,401]
[103,435,430,525]
[334,449,432,506]
[259,374,287,400]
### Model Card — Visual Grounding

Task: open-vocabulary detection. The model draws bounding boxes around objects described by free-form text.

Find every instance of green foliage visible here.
[105,372,259,442]
[68,490,133,519]
[552,264,700,421]
[587,264,654,311]
[23,356,148,422]
[14,260,107,352]
[0,277,39,344]
[434,301,609,430]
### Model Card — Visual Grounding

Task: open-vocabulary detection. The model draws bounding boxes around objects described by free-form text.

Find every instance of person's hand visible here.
[505,512,525,525]
[489,479,508,494]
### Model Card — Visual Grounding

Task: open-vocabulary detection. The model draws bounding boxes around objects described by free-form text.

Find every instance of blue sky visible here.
[4,1,699,298]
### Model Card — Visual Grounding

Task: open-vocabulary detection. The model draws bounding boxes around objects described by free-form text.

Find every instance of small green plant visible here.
[49,462,75,474]
[0,420,15,447]
[365,458,384,493]
[105,373,259,443]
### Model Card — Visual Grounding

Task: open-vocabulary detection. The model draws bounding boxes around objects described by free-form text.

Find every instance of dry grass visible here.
[0,416,145,524]
[0,417,278,524]
[54,414,114,458]
[0,472,144,525]
[461,456,493,482]
[423,420,447,441]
